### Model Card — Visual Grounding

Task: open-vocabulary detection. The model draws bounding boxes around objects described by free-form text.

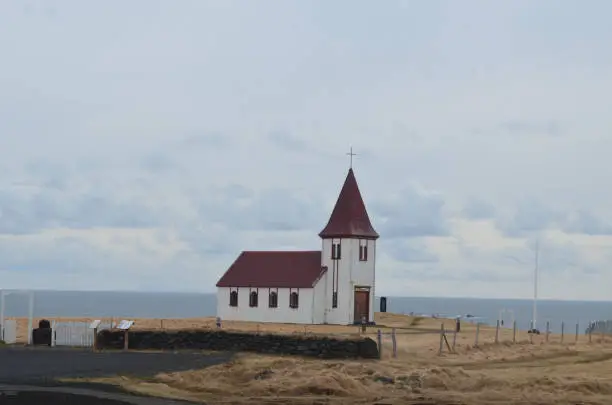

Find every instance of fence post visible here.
[391,328,397,358]
[123,329,129,351]
[474,323,480,347]
[561,322,565,343]
[545,321,550,342]
[439,323,444,355]
[589,323,593,343]
[529,322,533,344]
[51,320,56,347]
[452,324,458,351]
[495,320,500,344]
[512,320,517,343]
[575,323,579,343]
[377,329,382,359]
[601,327,605,344]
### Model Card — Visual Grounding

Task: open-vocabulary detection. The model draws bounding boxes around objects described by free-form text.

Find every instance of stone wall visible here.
[96,329,379,359]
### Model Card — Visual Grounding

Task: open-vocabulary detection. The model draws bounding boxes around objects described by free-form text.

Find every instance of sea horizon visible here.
[3,288,611,303]
[1,290,611,334]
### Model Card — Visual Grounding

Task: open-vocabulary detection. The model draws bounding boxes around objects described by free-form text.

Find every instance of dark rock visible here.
[96,329,380,359]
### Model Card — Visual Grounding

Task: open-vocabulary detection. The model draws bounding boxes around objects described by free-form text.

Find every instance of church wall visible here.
[217,287,315,324]
[311,276,327,324]
[345,238,376,323]
[321,238,376,325]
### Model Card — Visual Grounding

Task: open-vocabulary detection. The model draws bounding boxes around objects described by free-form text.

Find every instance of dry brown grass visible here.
[17,313,612,404]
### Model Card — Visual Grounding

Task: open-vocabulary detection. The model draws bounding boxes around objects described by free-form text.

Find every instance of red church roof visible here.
[319,168,379,239]
[216,251,326,288]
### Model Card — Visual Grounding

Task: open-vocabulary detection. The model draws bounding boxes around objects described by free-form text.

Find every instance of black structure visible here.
[380,296,387,313]
[31,319,52,346]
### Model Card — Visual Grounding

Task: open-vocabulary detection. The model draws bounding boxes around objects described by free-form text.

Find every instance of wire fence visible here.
[370,319,612,359]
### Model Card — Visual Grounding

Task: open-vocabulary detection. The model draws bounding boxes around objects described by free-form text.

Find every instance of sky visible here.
[1,0,612,299]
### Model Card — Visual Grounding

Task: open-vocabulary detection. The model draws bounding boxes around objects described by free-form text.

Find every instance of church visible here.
[216,166,379,325]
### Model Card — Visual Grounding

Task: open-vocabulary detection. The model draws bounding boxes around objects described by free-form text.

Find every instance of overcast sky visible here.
[1,0,611,299]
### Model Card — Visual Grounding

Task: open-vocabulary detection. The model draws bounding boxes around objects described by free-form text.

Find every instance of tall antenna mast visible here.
[532,239,539,331]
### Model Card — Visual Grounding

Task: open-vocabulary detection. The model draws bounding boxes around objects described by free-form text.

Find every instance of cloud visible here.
[371,186,450,239]
[1,1,612,299]
[462,198,496,220]
[0,187,162,235]
[381,239,440,264]
[497,201,612,238]
[560,210,612,236]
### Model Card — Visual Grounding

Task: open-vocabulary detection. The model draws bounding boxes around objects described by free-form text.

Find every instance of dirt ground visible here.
[10,313,612,404]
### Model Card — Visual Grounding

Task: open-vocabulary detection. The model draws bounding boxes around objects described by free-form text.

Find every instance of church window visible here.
[359,240,368,261]
[269,289,278,308]
[289,291,299,309]
[229,290,238,307]
[332,291,338,308]
[249,290,259,307]
[332,241,341,259]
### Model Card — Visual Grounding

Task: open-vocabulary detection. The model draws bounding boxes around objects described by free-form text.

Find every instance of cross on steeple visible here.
[346,147,357,169]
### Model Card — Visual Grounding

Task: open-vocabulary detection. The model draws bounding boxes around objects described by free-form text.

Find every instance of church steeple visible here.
[319,168,379,239]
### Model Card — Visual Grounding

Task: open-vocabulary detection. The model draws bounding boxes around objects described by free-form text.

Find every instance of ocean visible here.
[1,290,611,334]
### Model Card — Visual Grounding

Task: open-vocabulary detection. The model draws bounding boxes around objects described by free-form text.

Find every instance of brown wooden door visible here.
[354,289,370,323]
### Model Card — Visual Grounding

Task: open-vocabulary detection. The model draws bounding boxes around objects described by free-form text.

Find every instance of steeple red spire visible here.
[319,168,379,239]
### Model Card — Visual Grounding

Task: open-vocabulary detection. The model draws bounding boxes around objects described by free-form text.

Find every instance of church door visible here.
[353,287,370,323]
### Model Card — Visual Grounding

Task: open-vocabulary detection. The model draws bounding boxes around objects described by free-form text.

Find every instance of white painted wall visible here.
[311,275,327,324]
[217,287,315,324]
[321,238,376,325]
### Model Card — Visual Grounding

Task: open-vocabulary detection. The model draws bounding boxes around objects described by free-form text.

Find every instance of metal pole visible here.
[474,323,480,347]
[546,321,550,342]
[377,329,382,359]
[532,240,539,331]
[513,320,517,343]
[27,291,34,345]
[0,290,5,341]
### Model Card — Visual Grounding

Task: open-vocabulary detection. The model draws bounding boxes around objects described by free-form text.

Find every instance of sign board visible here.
[89,320,101,329]
[116,320,134,330]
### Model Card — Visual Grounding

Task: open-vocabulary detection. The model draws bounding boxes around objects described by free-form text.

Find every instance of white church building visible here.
[216,167,379,325]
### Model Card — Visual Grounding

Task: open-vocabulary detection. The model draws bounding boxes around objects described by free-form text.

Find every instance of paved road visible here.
[0,347,232,404]
[0,385,193,404]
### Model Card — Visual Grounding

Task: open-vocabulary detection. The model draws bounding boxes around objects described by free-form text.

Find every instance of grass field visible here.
[13,313,612,404]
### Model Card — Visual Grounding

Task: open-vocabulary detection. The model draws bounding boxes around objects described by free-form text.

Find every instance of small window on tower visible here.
[331,241,341,259]
[359,240,368,261]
